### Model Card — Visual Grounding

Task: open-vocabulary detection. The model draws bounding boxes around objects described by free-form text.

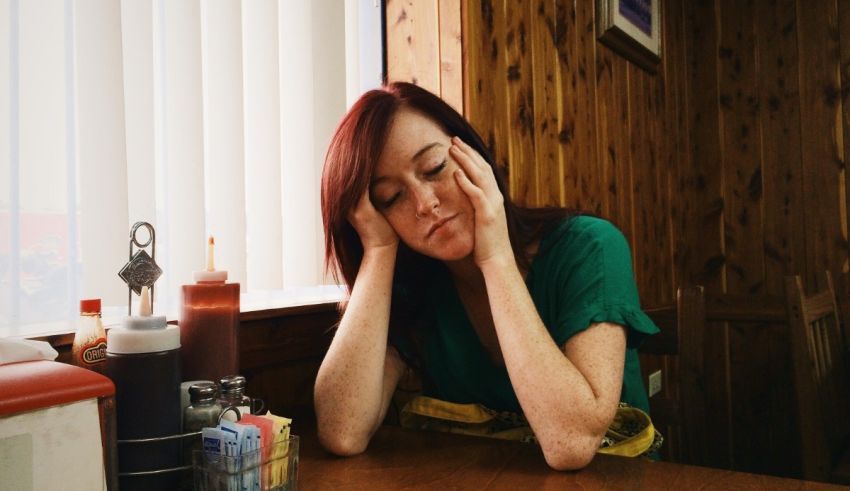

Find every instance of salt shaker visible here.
[219,374,252,421]
[184,382,222,432]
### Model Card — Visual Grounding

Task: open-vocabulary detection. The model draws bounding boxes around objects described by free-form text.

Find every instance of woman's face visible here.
[371,107,476,261]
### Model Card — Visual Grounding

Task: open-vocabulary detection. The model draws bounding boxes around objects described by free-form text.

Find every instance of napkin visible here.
[0,338,59,365]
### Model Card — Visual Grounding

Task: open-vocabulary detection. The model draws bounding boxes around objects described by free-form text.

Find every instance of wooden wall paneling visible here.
[554,0,581,209]
[684,0,732,470]
[438,0,463,112]
[594,42,617,224]
[625,66,640,281]
[530,0,563,207]
[465,1,512,194]
[716,0,772,476]
[575,0,601,216]
[663,0,690,304]
[627,67,654,299]
[649,6,672,309]
[614,57,635,248]
[754,0,804,478]
[503,0,538,205]
[685,2,725,293]
[717,2,764,297]
[841,1,850,293]
[796,0,844,288]
[240,309,338,417]
[756,1,806,293]
[386,0,441,94]
[637,0,686,463]
[667,0,700,299]
[464,1,492,149]
[595,55,634,258]
[650,64,673,307]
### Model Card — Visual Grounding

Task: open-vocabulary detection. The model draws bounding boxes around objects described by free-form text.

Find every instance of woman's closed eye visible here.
[377,192,401,209]
[425,160,447,177]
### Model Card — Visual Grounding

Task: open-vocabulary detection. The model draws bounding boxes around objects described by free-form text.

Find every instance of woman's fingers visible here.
[451,136,488,169]
[450,145,489,190]
[450,137,499,199]
[454,169,487,208]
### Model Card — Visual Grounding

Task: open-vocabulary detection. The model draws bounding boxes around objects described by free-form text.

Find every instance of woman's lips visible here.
[427,214,458,238]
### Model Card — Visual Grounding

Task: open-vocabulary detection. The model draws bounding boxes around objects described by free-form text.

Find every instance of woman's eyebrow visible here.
[411,142,441,162]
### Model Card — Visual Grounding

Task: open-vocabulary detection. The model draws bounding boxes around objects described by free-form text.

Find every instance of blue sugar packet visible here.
[202,427,225,456]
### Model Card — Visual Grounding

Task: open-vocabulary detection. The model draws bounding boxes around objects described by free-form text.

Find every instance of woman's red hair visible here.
[322,82,517,291]
[321,82,571,364]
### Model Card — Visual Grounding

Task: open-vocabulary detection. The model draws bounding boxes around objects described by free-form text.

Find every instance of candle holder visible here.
[118,222,163,315]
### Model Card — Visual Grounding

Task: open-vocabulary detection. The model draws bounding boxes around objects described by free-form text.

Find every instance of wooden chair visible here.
[785,272,850,484]
[642,287,787,467]
[837,272,850,365]
[642,286,708,465]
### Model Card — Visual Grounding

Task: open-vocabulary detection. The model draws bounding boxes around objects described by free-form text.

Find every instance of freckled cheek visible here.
[384,207,422,243]
[435,177,468,206]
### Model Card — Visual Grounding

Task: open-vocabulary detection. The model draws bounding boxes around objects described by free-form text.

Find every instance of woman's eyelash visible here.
[378,160,446,208]
[425,160,447,177]
[380,193,400,208]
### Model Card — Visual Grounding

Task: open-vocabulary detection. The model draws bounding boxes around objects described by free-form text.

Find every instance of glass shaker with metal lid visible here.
[219,375,252,420]
[184,382,221,432]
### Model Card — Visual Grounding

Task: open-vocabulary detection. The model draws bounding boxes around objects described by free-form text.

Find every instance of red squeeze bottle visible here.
[179,236,240,382]
[72,298,107,373]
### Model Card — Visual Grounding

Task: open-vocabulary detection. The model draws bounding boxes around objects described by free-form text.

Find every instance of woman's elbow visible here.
[317,426,370,457]
[541,438,599,471]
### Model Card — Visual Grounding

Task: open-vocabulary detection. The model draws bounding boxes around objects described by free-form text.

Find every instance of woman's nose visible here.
[413,186,439,218]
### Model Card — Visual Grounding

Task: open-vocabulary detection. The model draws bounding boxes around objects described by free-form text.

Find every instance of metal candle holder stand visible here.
[117,221,163,316]
[115,221,185,483]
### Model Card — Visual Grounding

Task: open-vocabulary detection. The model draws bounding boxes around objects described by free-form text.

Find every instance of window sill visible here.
[26,285,346,349]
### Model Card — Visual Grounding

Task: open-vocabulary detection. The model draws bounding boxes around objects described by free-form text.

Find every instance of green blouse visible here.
[409,215,659,414]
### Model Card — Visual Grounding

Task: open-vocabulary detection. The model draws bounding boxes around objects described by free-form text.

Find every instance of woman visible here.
[315,82,658,470]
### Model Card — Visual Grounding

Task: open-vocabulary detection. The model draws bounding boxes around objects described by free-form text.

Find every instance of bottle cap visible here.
[189,382,218,404]
[193,270,228,283]
[80,298,102,314]
[219,374,246,393]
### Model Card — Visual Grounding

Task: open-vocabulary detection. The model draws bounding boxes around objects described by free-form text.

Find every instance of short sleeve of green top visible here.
[414,215,660,414]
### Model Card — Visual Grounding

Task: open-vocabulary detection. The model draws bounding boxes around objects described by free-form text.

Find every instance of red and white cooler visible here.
[0,360,118,490]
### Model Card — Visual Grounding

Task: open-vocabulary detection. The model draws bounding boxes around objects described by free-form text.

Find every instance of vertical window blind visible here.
[1,0,382,337]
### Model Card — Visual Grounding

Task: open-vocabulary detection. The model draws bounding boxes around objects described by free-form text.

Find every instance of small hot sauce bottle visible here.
[179,236,241,383]
[72,298,107,373]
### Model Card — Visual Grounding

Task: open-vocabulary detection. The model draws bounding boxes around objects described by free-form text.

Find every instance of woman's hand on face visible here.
[450,137,513,268]
[348,189,399,252]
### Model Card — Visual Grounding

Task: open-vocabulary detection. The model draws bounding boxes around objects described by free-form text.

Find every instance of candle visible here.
[195,236,227,283]
[139,285,152,316]
[206,236,215,271]
[123,285,168,330]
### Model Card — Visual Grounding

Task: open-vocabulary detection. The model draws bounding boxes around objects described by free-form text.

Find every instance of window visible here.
[0,0,383,337]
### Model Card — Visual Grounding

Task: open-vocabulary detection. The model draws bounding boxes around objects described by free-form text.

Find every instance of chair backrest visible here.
[837,272,850,363]
[642,287,787,467]
[643,286,707,464]
[785,272,850,482]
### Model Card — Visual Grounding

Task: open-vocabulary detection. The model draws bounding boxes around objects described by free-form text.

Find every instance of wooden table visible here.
[297,425,842,489]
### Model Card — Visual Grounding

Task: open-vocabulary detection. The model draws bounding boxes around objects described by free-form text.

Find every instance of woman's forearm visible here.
[479,258,624,470]
[314,245,399,454]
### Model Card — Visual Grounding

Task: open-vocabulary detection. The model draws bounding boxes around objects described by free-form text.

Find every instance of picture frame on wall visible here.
[596,0,661,73]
